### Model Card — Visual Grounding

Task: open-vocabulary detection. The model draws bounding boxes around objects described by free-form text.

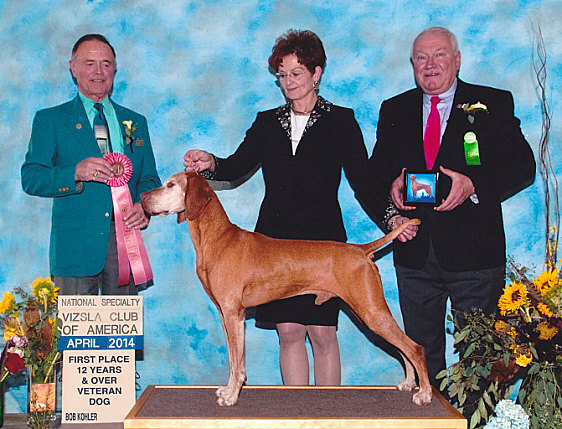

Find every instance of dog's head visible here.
[141,172,214,223]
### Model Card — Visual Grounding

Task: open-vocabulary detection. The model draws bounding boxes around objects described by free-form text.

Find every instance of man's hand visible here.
[75,157,114,183]
[390,168,415,211]
[435,166,475,211]
[389,215,418,242]
[183,150,215,172]
[124,202,150,230]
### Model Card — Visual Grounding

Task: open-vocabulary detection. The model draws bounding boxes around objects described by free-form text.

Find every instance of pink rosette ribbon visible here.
[104,153,153,286]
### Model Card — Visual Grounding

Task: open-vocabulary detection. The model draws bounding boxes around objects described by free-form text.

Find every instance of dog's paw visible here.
[216,394,239,407]
[412,389,432,405]
[396,378,416,392]
[215,384,240,406]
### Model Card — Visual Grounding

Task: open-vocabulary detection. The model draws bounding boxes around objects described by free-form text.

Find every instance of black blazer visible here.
[214,97,370,242]
[368,80,536,271]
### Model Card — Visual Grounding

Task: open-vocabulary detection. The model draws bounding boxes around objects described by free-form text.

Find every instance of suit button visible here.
[105,213,110,217]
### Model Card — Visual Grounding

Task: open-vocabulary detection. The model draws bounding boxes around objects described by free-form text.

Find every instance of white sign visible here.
[59,296,143,423]
[62,350,135,423]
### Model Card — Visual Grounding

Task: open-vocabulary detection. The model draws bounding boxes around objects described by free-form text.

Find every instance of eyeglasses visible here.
[275,70,308,80]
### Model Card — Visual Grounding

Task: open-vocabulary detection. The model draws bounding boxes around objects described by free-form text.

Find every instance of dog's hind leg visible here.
[355,306,432,405]
[341,269,432,405]
[215,306,247,406]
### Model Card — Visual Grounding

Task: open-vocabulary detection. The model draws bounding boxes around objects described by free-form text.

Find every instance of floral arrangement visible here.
[0,277,60,390]
[483,400,529,429]
[437,242,562,429]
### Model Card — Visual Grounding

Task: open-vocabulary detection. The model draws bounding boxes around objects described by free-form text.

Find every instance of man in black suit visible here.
[369,27,535,396]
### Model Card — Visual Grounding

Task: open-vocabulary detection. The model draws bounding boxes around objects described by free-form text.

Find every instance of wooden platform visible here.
[125,386,466,429]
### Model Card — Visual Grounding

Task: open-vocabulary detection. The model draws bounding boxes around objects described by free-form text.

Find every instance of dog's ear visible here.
[184,173,214,221]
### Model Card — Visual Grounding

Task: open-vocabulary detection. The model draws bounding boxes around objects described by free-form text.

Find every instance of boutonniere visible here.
[123,120,137,145]
[456,101,488,124]
[123,120,141,153]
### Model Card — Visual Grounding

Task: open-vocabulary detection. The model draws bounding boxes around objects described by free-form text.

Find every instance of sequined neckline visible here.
[277,96,332,139]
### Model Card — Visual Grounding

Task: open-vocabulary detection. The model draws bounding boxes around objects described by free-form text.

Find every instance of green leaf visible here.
[436,369,448,379]
[449,383,459,397]
[439,377,448,392]
[464,343,476,358]
[470,409,481,429]
[478,398,488,421]
[483,390,493,408]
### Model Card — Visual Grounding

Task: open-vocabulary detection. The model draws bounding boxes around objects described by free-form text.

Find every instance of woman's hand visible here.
[389,215,418,242]
[183,150,215,173]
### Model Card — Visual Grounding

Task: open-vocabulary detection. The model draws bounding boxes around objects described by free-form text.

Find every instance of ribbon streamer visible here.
[464,132,481,166]
[104,153,153,286]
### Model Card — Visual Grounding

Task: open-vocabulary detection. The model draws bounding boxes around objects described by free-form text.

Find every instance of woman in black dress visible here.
[183,29,372,385]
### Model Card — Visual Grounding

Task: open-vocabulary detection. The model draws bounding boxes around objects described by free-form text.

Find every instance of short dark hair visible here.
[72,34,116,59]
[268,29,326,73]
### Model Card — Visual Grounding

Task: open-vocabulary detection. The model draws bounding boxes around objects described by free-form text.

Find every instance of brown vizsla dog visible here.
[141,172,432,407]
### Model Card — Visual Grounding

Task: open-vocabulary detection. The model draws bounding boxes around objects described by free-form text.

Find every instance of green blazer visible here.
[21,95,161,277]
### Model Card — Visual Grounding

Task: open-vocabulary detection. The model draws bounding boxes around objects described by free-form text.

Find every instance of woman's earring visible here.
[313,81,320,91]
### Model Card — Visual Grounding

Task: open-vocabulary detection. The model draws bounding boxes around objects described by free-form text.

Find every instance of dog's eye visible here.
[166,182,175,188]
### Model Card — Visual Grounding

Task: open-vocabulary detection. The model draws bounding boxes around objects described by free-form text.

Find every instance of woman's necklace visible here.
[291,99,316,116]
[291,107,313,115]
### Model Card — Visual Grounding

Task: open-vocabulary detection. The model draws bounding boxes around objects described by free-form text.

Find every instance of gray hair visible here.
[410,27,459,61]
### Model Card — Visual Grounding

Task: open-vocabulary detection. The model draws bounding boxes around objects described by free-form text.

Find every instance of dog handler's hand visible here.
[389,215,418,242]
[434,166,474,212]
[183,150,215,173]
[124,202,150,230]
[390,168,415,211]
[75,157,114,183]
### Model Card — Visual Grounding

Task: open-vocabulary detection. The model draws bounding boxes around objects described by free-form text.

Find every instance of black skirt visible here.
[255,294,341,327]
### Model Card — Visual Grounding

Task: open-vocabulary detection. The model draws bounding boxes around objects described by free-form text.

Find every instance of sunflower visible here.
[536,321,558,341]
[538,302,554,318]
[31,277,59,306]
[498,282,529,316]
[533,269,557,296]
[0,292,15,314]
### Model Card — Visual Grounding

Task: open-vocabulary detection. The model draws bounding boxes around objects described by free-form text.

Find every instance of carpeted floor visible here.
[135,386,459,419]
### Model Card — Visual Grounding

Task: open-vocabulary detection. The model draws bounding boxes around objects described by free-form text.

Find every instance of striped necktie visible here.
[94,103,113,155]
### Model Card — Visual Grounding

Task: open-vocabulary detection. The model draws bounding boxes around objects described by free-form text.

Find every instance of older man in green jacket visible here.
[21,34,161,295]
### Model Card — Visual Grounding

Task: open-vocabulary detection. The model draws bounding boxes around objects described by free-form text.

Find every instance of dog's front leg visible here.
[215,308,247,406]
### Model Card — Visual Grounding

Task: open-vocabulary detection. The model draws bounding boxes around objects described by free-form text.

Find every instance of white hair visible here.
[410,27,459,61]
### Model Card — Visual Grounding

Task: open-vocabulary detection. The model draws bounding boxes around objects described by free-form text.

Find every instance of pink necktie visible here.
[424,96,441,170]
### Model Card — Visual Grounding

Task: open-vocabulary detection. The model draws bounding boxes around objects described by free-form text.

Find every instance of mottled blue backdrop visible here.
[1,0,560,413]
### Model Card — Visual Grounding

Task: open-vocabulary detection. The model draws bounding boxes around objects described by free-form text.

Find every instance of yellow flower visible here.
[123,120,133,129]
[515,347,533,367]
[2,316,24,341]
[466,101,488,112]
[538,302,554,318]
[507,327,517,338]
[533,270,557,296]
[31,277,59,305]
[498,282,528,315]
[0,292,15,314]
[537,321,558,341]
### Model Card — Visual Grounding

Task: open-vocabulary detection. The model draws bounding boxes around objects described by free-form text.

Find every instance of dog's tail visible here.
[361,218,421,258]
